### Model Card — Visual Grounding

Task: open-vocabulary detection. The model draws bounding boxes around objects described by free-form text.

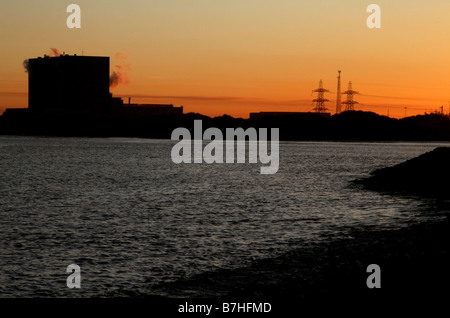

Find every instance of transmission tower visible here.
[336,70,342,114]
[341,81,359,111]
[312,80,329,113]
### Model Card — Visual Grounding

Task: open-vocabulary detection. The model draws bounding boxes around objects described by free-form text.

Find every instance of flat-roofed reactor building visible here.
[2,53,183,119]
[28,54,111,114]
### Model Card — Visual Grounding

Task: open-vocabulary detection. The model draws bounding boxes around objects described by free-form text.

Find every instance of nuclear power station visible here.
[3,54,359,120]
[27,55,113,114]
[3,53,183,118]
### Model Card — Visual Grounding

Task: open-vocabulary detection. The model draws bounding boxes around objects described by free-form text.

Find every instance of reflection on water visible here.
[0,136,448,297]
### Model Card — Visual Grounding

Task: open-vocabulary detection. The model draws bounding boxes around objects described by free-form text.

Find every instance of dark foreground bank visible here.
[23,216,445,314]
[148,216,450,304]
[354,147,450,198]
[6,214,449,315]
[148,148,450,309]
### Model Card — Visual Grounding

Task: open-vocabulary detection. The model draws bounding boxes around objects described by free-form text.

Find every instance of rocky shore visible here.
[354,147,450,198]
[150,149,450,309]
[151,216,450,304]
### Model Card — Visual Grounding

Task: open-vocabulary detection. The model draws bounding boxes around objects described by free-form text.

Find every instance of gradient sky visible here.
[2,0,450,118]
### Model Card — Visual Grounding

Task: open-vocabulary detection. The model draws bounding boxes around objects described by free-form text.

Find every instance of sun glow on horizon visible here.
[2,0,450,119]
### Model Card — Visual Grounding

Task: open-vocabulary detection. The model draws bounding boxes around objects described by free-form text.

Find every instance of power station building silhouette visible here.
[3,53,183,118]
[28,55,113,114]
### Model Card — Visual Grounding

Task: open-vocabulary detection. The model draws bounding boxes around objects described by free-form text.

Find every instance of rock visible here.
[354,147,450,197]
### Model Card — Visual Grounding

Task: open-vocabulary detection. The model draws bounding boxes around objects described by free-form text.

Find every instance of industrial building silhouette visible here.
[3,53,183,118]
[4,58,450,141]
[29,55,112,114]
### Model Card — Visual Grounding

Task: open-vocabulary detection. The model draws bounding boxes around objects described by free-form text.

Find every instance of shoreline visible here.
[149,214,450,303]
[3,134,450,144]
[3,111,450,142]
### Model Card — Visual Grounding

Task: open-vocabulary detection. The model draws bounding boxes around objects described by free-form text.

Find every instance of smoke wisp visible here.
[110,52,131,89]
[49,48,61,57]
[23,59,30,73]
[23,48,62,72]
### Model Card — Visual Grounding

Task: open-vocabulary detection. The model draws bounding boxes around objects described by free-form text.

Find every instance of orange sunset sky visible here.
[1,0,450,118]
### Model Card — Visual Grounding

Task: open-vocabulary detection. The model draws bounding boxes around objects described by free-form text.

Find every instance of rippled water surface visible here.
[0,136,448,297]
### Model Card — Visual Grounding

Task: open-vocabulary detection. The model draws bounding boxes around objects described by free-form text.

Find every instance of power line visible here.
[358,103,433,111]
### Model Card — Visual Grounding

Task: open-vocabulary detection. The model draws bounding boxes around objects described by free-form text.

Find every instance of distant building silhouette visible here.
[249,112,330,119]
[28,55,111,114]
[2,53,182,118]
[122,103,183,117]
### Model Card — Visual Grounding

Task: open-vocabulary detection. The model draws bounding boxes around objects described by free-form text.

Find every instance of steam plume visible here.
[49,48,61,57]
[23,59,30,73]
[110,52,131,89]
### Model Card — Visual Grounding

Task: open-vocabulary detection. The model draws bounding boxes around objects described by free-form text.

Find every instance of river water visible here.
[0,136,448,297]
